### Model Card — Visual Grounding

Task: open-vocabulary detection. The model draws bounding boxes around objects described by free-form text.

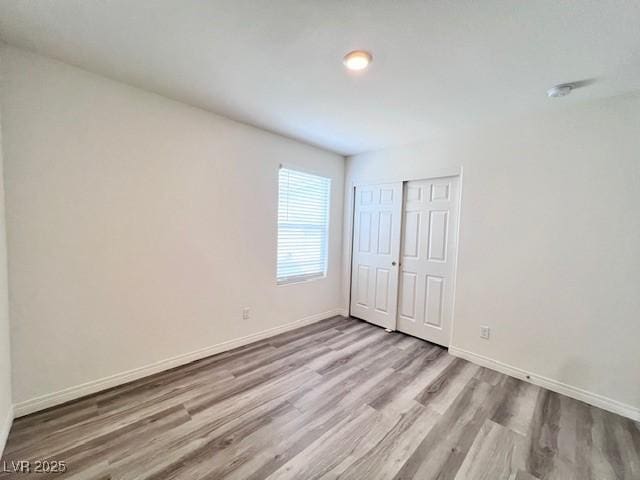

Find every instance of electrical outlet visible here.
[242,307,251,320]
[480,325,490,339]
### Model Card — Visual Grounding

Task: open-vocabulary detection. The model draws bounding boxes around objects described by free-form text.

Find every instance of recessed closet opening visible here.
[348,175,461,347]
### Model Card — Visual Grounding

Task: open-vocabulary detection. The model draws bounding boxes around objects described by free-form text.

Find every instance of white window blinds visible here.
[277,167,331,284]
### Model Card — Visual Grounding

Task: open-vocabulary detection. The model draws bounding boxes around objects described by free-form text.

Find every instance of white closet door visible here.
[397,177,459,346]
[350,183,403,330]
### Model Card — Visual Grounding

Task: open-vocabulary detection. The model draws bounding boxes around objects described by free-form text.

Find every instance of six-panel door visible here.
[397,177,459,346]
[350,183,403,330]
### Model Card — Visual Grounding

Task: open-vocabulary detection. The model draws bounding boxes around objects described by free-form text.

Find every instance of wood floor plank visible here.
[475,366,504,386]
[371,348,452,417]
[492,376,540,437]
[321,409,404,479]
[240,407,352,479]
[510,471,541,480]
[110,397,296,480]
[62,461,111,480]
[1,316,638,480]
[265,316,347,348]
[265,404,378,480]
[588,406,634,480]
[39,406,192,480]
[525,389,561,479]
[414,357,480,414]
[454,419,527,480]
[303,326,392,373]
[208,395,364,480]
[4,403,101,454]
[392,378,501,480]
[619,418,640,479]
[338,402,441,480]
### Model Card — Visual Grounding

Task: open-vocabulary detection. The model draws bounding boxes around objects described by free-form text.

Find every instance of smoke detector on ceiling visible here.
[547,84,574,98]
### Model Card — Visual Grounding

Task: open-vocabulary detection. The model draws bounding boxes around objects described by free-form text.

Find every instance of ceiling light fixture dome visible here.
[343,50,372,71]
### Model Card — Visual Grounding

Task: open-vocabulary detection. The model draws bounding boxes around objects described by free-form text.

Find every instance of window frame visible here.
[276,165,331,286]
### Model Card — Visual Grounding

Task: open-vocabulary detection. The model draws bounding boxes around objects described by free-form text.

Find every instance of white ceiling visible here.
[1,0,639,155]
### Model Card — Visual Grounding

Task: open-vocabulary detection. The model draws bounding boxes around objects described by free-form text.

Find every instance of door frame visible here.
[346,166,463,346]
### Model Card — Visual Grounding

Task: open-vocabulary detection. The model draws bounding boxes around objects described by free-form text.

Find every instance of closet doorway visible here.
[349,176,460,347]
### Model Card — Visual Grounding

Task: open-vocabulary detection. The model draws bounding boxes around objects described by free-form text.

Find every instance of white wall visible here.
[344,93,640,417]
[0,45,345,410]
[0,52,13,453]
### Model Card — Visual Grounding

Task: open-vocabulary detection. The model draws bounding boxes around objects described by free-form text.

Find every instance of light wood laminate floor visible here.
[2,316,639,479]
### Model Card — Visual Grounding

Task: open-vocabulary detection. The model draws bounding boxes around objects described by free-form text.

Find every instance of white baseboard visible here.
[0,404,14,457]
[13,308,345,417]
[449,346,640,422]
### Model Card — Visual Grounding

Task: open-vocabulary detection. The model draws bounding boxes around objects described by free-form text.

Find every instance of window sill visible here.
[277,275,327,286]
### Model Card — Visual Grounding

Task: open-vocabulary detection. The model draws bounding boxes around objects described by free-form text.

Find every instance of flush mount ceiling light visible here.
[343,50,372,71]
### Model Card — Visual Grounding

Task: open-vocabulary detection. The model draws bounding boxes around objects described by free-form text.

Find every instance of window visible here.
[277,167,331,284]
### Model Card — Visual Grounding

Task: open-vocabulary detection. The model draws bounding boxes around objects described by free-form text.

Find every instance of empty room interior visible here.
[0,1,639,479]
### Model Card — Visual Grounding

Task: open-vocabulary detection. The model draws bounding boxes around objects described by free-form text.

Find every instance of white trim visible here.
[349,166,462,188]
[449,346,640,421]
[277,273,327,286]
[448,167,464,347]
[13,309,345,417]
[278,162,333,179]
[0,404,14,457]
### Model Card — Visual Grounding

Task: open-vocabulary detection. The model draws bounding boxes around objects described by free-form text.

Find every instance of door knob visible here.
[392,261,397,266]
